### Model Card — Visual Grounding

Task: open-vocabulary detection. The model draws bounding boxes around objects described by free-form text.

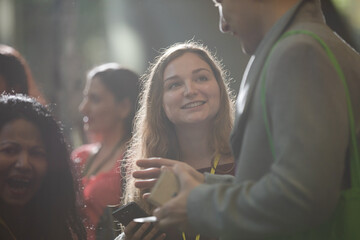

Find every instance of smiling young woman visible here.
[117,41,235,240]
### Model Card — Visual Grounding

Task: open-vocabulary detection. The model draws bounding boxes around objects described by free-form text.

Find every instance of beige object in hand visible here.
[147,169,180,207]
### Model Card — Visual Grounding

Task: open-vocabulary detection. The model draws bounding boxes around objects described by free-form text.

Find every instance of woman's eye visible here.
[198,76,208,81]
[0,145,19,156]
[167,81,182,90]
[30,149,46,158]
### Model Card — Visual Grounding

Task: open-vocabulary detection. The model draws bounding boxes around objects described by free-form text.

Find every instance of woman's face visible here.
[162,52,220,127]
[79,77,122,134]
[0,119,48,208]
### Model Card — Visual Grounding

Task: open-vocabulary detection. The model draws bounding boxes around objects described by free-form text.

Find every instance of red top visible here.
[72,143,123,240]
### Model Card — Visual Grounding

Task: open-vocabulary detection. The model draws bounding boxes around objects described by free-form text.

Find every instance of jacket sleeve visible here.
[187,35,349,239]
[204,173,235,184]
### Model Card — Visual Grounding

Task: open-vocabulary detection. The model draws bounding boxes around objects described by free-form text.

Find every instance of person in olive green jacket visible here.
[133,0,360,239]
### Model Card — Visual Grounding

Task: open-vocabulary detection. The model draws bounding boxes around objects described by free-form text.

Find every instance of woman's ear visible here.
[116,98,132,120]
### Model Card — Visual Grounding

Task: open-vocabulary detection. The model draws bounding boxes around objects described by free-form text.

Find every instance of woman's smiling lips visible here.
[6,175,33,196]
[181,101,206,109]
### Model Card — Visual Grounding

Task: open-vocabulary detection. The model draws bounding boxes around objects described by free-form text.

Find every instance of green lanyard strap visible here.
[260,29,360,188]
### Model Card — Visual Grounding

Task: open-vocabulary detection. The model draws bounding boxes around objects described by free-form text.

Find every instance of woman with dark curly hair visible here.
[0,94,86,240]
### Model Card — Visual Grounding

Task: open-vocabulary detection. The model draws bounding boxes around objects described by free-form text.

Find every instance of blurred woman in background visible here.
[0,44,45,103]
[72,63,140,240]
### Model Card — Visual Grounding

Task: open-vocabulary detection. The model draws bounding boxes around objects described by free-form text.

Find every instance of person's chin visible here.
[240,36,262,56]
[3,195,32,208]
[241,43,256,56]
[86,125,99,133]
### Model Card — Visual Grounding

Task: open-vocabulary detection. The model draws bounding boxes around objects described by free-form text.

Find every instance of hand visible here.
[133,158,180,196]
[123,221,166,240]
[152,161,204,232]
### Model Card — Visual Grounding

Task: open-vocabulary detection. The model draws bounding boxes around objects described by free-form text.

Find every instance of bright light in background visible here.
[107,23,146,73]
[0,0,15,43]
[104,0,146,73]
[333,0,360,28]
[333,0,349,9]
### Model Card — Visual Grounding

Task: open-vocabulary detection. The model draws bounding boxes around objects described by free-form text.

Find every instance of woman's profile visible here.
[72,63,140,240]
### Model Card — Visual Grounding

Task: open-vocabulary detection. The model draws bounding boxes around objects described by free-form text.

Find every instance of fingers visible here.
[149,164,203,232]
[155,232,167,240]
[152,192,188,230]
[124,222,155,240]
[133,159,177,190]
[143,224,166,240]
[123,221,139,239]
[142,192,150,199]
[133,222,152,240]
[154,208,187,231]
[133,167,161,179]
[172,162,205,185]
[134,179,157,189]
[136,158,178,168]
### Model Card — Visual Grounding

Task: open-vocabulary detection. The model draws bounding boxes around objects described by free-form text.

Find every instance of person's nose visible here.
[79,98,88,115]
[15,151,32,172]
[184,80,198,98]
[218,6,230,33]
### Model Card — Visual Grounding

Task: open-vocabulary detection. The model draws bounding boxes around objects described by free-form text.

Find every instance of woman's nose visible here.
[15,152,32,171]
[79,98,88,114]
[184,81,197,97]
[218,6,230,33]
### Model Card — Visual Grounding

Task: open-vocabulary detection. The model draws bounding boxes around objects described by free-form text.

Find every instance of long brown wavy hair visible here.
[123,41,235,211]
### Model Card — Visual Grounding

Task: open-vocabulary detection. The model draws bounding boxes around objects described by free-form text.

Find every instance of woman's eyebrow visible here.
[164,75,180,82]
[192,68,211,74]
[0,141,15,146]
[164,68,211,82]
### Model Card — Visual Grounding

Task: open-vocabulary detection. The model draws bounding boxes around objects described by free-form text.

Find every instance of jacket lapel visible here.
[230,0,306,160]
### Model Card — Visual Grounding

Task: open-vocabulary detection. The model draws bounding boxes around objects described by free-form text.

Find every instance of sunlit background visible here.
[0,0,359,147]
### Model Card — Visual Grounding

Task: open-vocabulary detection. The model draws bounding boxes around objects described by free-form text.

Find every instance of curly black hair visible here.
[0,94,86,240]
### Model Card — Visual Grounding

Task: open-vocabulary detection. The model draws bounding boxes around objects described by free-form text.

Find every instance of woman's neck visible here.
[0,204,25,235]
[175,124,214,169]
[83,123,129,177]
[100,123,128,150]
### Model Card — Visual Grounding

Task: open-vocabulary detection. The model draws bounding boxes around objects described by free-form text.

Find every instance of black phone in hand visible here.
[112,201,148,226]
[112,202,164,239]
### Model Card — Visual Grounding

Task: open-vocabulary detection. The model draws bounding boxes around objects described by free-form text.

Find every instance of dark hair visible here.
[0,44,45,104]
[0,45,30,94]
[0,94,86,240]
[87,63,140,136]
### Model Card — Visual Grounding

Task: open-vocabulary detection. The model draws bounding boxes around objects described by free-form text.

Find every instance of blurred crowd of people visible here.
[0,0,359,240]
